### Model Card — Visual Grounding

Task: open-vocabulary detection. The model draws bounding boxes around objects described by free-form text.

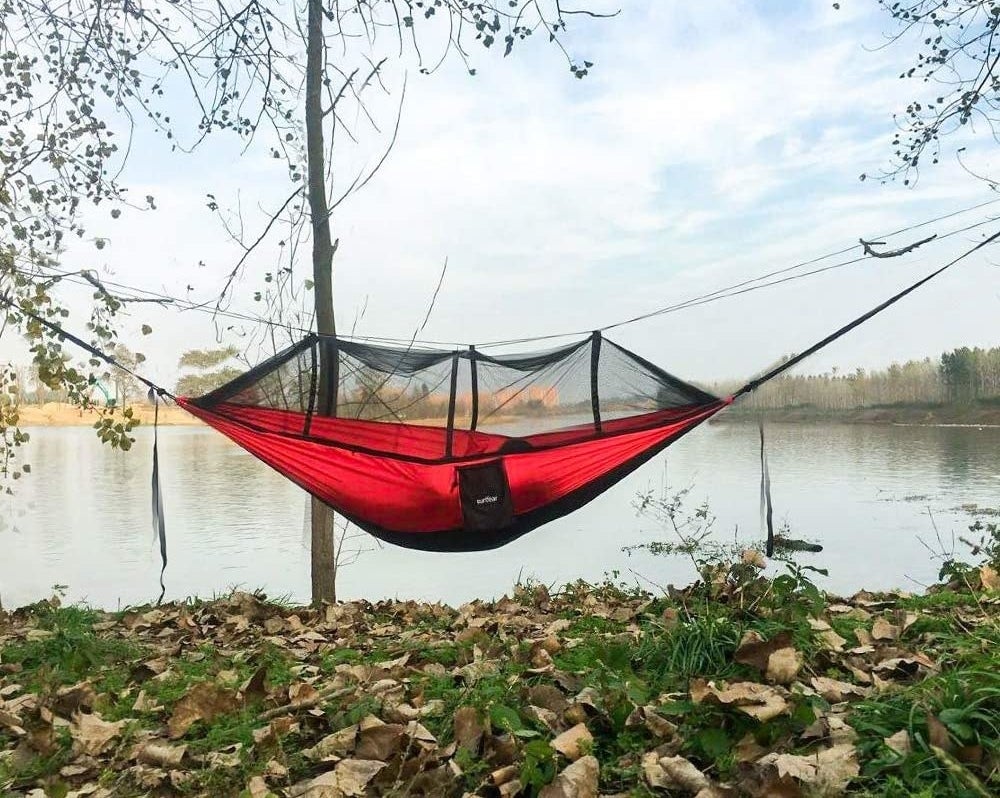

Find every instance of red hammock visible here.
[4,230,988,583]
[177,333,730,550]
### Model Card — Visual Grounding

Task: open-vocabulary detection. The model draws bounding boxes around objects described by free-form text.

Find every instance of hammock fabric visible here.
[177,332,730,551]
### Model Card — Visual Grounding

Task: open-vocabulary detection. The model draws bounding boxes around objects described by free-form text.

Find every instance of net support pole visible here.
[590,330,602,434]
[320,335,340,417]
[469,345,479,432]
[445,351,460,457]
[304,336,319,436]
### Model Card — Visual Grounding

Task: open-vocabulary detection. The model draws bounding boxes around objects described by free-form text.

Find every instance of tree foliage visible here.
[2,0,610,603]
[716,344,1000,410]
[178,346,240,372]
[175,346,241,397]
[940,344,1000,401]
[0,0,608,473]
[870,0,1000,183]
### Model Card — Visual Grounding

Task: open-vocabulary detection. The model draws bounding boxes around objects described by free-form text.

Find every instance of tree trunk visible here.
[306,0,337,605]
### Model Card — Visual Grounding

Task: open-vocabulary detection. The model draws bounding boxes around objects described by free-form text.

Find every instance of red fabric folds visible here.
[176,397,729,548]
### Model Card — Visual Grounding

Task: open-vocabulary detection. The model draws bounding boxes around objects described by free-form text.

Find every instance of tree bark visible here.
[306,0,337,605]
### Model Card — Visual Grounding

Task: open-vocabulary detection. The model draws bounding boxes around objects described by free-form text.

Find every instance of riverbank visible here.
[11,404,514,428]
[12,401,1000,428]
[717,400,1000,427]
[15,403,199,427]
[1,570,997,796]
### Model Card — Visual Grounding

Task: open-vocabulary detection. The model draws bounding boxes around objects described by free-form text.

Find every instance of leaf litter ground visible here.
[1,573,997,797]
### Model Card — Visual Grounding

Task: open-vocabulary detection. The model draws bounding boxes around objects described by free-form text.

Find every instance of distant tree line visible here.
[712,346,1000,411]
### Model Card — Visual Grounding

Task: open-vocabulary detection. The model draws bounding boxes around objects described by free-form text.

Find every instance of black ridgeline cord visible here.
[0,294,174,400]
[731,227,1000,399]
[8,198,1000,350]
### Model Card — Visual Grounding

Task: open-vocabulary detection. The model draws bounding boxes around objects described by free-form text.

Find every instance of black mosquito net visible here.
[193,332,719,447]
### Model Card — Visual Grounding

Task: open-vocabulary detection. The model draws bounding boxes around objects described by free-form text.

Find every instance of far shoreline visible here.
[9,400,1000,428]
[715,401,1000,427]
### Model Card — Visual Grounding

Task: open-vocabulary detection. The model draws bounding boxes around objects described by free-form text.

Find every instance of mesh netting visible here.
[193,333,719,460]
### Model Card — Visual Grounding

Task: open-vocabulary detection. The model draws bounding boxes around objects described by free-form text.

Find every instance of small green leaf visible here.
[489,704,523,733]
[696,727,731,760]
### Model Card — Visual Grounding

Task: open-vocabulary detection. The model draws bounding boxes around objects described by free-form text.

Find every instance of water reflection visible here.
[0,421,997,609]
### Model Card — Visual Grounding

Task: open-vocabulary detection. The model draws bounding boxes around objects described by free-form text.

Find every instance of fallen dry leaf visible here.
[246,775,274,798]
[884,730,911,757]
[355,721,405,761]
[135,740,187,768]
[757,743,859,793]
[766,647,802,685]
[70,712,125,756]
[810,676,870,703]
[980,565,1000,592]
[303,724,356,761]
[734,630,793,672]
[809,619,848,652]
[167,682,240,739]
[660,754,712,793]
[551,722,592,761]
[871,618,900,641]
[926,713,953,752]
[288,758,386,798]
[539,755,599,798]
[453,705,485,753]
[691,679,789,722]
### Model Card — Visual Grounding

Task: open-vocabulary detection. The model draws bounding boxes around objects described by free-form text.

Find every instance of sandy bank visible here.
[14,402,201,427]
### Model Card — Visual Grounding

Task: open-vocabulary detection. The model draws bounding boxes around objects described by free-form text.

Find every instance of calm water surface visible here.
[1,422,998,609]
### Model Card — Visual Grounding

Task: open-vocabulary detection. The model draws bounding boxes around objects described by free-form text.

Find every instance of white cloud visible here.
[9,0,998,384]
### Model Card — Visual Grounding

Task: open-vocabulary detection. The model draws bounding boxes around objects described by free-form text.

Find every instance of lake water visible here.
[1,421,998,610]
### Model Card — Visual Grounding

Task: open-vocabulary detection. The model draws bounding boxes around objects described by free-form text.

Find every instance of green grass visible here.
[850,668,1000,797]
[634,614,744,682]
[1,604,146,693]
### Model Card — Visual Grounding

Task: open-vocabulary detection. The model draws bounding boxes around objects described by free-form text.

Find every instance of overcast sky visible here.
[7,0,1000,388]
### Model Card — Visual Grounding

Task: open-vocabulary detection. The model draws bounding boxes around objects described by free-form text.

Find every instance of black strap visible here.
[0,295,173,601]
[733,229,1000,398]
[759,422,774,558]
[150,391,168,604]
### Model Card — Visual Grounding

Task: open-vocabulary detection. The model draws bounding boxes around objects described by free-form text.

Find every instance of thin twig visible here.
[256,684,354,723]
